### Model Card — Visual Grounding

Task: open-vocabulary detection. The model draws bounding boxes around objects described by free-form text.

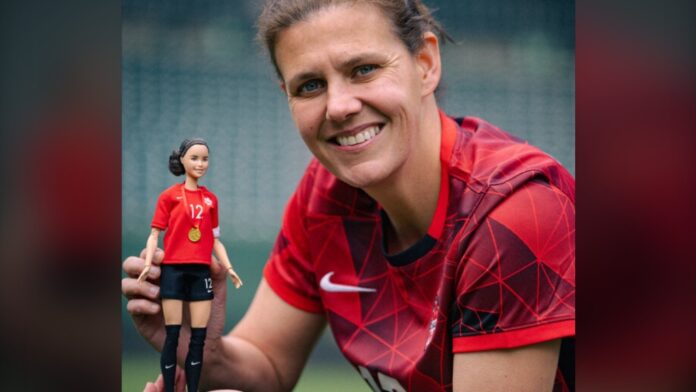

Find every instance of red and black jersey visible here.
[152,183,219,266]
[264,111,575,391]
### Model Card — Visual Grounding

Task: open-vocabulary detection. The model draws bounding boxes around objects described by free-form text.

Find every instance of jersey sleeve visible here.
[263,173,324,313]
[451,179,575,352]
[151,190,171,230]
[210,192,220,238]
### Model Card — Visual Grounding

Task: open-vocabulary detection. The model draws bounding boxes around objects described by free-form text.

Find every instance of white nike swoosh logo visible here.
[165,364,175,369]
[320,272,376,293]
[191,361,201,366]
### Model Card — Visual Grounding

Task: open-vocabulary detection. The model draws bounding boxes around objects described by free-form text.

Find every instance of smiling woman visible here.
[123,1,575,391]
[276,2,442,199]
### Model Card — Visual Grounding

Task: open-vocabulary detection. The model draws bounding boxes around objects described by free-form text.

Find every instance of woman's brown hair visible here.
[257,0,451,79]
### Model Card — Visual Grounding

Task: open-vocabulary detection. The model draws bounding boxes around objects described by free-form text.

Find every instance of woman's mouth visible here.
[334,125,383,147]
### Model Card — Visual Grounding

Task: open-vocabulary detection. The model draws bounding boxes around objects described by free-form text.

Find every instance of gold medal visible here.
[181,184,208,243]
[188,227,202,242]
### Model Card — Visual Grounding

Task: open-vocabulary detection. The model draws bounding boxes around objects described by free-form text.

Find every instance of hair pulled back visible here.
[257,0,452,79]
[168,138,209,176]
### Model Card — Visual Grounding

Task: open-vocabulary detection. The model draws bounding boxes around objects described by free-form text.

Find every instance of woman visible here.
[137,138,242,392]
[123,1,575,391]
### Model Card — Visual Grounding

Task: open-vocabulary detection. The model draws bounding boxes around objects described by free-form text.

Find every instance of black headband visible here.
[179,138,209,156]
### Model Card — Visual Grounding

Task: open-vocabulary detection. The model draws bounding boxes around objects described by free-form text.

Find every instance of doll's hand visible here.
[137,264,151,283]
[122,248,166,350]
[227,268,243,289]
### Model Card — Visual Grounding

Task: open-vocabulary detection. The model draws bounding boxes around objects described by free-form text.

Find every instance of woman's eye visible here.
[298,79,325,95]
[354,64,377,77]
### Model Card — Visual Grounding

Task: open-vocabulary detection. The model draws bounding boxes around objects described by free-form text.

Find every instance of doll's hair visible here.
[168,138,209,176]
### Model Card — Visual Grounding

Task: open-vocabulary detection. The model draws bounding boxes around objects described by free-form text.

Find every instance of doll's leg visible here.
[185,300,212,392]
[161,299,183,392]
[188,299,211,328]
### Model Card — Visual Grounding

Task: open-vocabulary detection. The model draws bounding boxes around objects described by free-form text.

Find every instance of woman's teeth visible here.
[336,126,381,147]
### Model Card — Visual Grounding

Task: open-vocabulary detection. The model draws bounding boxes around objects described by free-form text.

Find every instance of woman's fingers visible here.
[140,247,165,261]
[126,298,161,315]
[122,277,160,300]
[123,257,161,280]
[175,367,187,392]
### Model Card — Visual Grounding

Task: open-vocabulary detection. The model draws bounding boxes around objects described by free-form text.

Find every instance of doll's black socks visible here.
[185,327,207,392]
[161,324,181,392]
[159,325,206,391]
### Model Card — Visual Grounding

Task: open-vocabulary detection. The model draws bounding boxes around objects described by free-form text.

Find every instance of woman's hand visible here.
[123,248,232,346]
[143,367,186,392]
[122,248,166,350]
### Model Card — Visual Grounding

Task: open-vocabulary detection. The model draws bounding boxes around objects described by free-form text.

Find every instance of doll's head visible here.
[169,138,209,176]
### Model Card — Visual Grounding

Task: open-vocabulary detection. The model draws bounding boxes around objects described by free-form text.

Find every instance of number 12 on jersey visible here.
[189,204,203,219]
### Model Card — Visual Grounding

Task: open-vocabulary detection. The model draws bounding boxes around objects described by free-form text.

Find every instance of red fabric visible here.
[425,111,456,240]
[263,112,575,391]
[152,184,218,265]
[453,320,574,352]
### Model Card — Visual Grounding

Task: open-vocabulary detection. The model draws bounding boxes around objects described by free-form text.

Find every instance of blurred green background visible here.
[122,0,574,390]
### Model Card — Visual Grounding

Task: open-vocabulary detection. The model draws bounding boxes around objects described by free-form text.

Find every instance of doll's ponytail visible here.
[169,150,185,176]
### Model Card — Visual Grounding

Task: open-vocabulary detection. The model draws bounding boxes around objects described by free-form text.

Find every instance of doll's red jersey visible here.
[264,111,575,392]
[151,184,219,266]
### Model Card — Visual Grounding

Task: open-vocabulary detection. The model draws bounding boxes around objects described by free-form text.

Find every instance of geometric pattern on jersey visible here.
[264,111,575,391]
[452,189,575,340]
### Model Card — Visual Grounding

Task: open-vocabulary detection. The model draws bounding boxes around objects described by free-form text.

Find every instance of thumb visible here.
[175,366,187,392]
[210,256,226,281]
[206,258,228,341]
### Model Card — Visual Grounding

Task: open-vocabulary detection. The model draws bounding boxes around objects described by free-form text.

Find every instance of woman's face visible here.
[274,3,437,189]
[181,144,209,180]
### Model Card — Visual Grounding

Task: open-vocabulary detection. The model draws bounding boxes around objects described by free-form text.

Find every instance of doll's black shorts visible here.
[160,264,214,301]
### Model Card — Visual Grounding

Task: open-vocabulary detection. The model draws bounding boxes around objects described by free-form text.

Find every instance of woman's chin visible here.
[334,165,392,190]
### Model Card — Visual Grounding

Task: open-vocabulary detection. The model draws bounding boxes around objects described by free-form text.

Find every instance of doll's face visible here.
[180,144,209,179]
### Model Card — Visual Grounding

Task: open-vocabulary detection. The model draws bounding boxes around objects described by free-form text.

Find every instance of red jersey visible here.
[264,111,575,391]
[151,184,219,265]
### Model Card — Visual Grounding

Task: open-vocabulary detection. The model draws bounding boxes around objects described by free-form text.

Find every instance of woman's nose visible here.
[325,81,362,122]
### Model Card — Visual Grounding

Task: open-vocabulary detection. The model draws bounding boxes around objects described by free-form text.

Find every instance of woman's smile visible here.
[275,2,438,189]
[331,123,383,149]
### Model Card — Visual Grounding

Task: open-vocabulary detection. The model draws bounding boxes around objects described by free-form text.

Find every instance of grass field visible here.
[122,353,368,391]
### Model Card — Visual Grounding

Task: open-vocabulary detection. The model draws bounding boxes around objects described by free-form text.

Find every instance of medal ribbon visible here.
[181,184,208,241]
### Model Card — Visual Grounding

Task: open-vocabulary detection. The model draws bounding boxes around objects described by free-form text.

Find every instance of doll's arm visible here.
[137,228,161,283]
[212,238,243,288]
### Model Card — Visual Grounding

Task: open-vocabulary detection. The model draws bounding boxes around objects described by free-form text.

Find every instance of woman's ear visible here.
[416,32,442,97]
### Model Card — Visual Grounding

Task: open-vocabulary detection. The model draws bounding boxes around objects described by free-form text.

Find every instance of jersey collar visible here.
[383,109,456,266]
